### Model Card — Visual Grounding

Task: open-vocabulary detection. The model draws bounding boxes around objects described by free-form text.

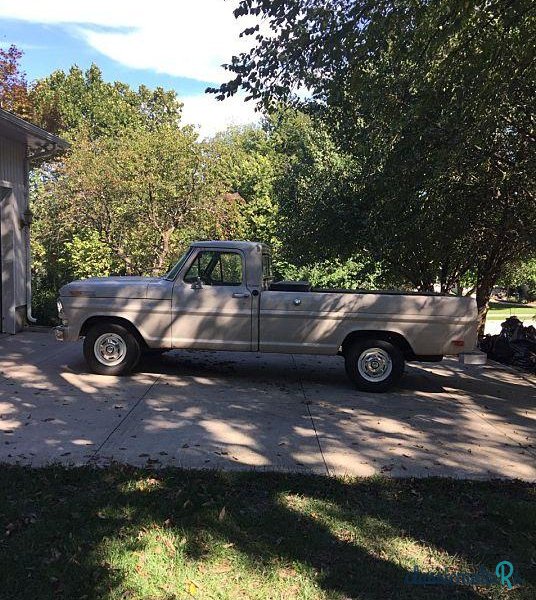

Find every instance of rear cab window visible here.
[262,252,273,289]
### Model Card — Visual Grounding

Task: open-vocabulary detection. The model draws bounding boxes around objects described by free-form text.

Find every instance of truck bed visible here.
[313,288,447,297]
[269,280,448,297]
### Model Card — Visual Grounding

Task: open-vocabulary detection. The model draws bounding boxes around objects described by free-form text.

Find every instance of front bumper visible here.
[54,325,67,342]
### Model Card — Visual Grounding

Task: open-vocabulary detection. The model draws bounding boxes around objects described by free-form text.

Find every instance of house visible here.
[0,108,67,333]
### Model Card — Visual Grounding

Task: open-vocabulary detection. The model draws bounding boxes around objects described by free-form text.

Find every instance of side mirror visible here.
[191,276,203,290]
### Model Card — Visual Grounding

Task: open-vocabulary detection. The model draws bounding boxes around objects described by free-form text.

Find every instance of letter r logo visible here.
[495,561,514,589]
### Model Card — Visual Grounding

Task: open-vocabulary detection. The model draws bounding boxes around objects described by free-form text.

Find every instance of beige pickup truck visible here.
[55,240,480,391]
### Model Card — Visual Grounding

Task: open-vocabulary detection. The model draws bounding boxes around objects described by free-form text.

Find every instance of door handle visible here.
[232,292,250,298]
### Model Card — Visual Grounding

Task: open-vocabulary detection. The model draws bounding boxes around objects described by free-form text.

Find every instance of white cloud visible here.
[0,0,255,83]
[182,93,259,138]
[0,0,262,132]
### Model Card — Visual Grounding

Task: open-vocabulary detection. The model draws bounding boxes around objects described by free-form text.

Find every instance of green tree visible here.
[213,0,536,332]
[211,125,280,250]
[499,258,536,301]
[62,231,113,280]
[30,64,182,138]
[267,109,362,265]
[35,125,243,278]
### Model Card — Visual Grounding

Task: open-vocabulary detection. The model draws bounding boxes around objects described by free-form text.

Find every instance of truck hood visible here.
[59,276,169,299]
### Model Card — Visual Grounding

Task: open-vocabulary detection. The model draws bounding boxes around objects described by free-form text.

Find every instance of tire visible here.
[344,339,404,392]
[83,322,141,376]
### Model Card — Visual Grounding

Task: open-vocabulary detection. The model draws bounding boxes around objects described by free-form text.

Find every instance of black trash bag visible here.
[491,335,514,363]
[479,335,495,355]
[509,340,536,371]
[480,315,536,374]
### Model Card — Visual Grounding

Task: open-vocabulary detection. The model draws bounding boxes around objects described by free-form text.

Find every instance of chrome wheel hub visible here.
[357,348,392,382]
[94,333,127,366]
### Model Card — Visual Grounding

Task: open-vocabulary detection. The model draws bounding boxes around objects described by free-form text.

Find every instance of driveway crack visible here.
[291,354,330,476]
[89,374,162,463]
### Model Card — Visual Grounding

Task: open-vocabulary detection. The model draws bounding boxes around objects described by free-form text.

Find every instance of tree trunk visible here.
[153,227,174,275]
[475,276,494,338]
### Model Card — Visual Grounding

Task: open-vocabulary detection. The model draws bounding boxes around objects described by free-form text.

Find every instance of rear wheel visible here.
[344,339,404,392]
[83,322,141,375]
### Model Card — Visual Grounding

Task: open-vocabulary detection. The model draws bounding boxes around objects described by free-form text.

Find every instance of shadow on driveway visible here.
[0,332,534,480]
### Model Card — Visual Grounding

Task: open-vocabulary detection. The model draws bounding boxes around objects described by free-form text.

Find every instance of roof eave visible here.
[0,107,69,158]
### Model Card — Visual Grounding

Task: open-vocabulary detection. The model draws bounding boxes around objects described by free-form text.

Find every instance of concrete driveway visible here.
[0,331,534,480]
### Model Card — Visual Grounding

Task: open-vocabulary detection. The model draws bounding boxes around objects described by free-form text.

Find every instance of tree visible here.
[0,45,33,119]
[30,64,182,138]
[26,62,216,321]
[212,0,536,333]
[499,257,536,302]
[211,125,280,251]
[33,125,244,282]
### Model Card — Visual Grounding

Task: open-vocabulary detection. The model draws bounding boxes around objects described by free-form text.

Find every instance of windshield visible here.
[163,248,192,280]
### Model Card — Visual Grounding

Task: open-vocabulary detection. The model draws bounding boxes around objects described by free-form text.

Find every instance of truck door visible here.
[171,248,253,351]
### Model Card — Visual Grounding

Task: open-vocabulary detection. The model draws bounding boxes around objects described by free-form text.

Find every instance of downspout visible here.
[25,226,36,323]
[23,155,37,324]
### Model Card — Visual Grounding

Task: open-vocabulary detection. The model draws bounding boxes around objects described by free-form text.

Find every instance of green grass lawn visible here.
[487,302,536,321]
[0,467,534,599]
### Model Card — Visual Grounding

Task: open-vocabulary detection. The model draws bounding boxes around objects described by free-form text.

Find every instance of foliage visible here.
[213,0,536,330]
[210,114,393,290]
[266,109,363,265]
[211,125,280,251]
[61,231,113,280]
[0,44,33,119]
[30,64,182,138]
[278,256,390,290]
[499,258,536,300]
[33,125,244,280]
[19,60,260,321]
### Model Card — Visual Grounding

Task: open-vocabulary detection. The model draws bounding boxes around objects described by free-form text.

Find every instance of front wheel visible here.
[83,322,141,376]
[344,339,404,392]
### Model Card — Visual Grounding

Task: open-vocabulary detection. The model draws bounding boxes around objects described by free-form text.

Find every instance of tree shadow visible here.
[0,466,534,599]
[1,332,534,479]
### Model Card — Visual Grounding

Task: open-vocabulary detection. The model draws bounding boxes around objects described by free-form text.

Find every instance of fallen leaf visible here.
[187,581,197,595]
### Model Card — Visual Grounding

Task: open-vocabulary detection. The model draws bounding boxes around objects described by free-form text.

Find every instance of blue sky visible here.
[0,0,260,136]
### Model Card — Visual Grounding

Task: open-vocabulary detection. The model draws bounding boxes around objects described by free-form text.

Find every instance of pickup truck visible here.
[55,240,480,391]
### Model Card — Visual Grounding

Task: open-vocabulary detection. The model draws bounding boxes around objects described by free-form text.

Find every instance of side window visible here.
[184,251,243,286]
[184,251,215,283]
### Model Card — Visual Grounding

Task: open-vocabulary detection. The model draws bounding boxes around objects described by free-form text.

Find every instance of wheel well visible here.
[79,316,148,349]
[341,330,415,359]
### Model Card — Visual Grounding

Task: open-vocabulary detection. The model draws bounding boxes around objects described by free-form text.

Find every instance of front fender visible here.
[62,297,172,348]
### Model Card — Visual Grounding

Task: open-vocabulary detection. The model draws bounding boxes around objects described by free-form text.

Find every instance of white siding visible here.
[0,135,28,333]
[0,136,25,183]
